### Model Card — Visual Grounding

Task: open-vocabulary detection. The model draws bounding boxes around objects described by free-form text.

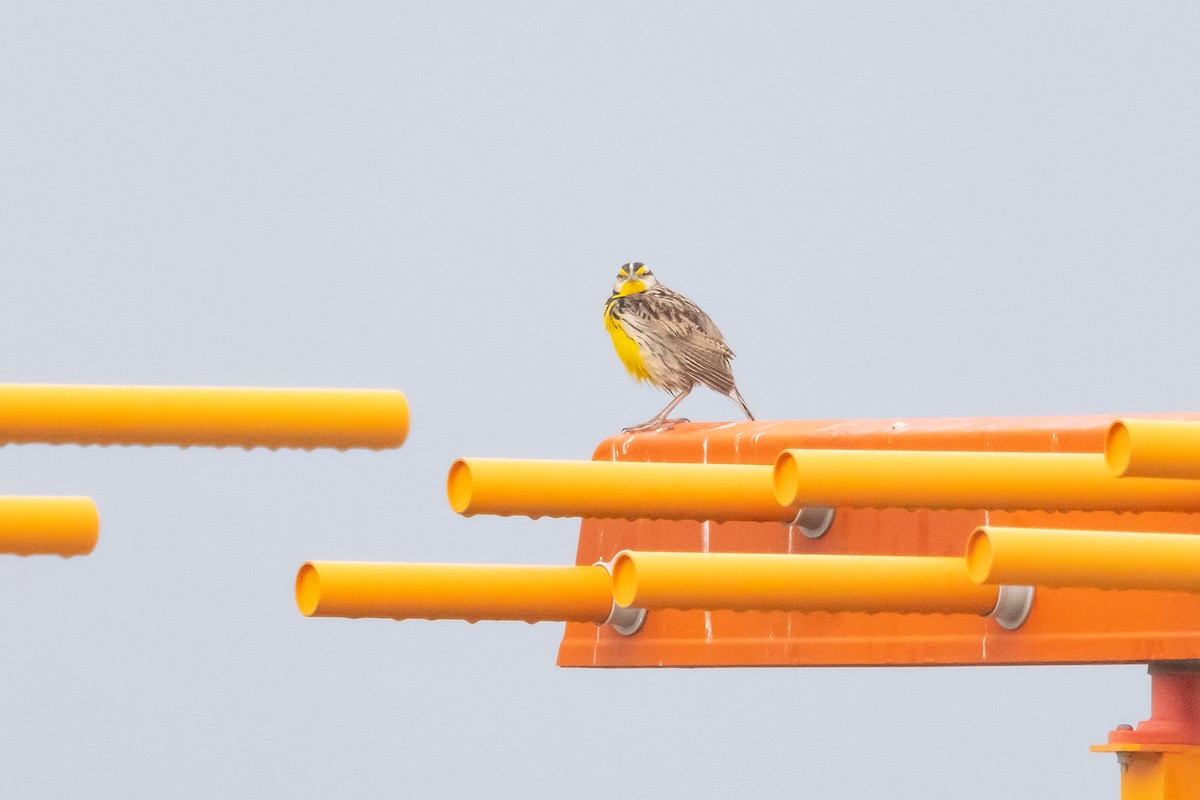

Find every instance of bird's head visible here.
[612,262,659,296]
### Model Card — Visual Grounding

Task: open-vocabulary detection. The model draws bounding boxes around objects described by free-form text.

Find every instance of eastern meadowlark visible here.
[604,262,754,431]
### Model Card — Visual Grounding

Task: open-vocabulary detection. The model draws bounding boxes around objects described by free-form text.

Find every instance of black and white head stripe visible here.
[618,262,652,279]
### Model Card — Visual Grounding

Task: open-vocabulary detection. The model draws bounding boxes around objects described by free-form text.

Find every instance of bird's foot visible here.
[621,417,690,433]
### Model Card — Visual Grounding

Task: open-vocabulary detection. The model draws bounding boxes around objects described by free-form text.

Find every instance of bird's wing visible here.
[615,287,739,394]
[619,287,735,358]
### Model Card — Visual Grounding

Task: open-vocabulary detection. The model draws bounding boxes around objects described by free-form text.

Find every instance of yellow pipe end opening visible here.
[446,459,474,515]
[611,551,638,608]
[295,562,321,616]
[965,527,994,585]
[1104,418,1200,479]
[1104,420,1133,477]
[772,451,801,508]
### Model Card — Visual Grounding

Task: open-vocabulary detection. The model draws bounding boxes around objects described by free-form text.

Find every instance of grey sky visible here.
[2,3,1198,797]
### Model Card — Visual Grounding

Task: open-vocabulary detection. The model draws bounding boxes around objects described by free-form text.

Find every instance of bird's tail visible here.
[730,386,755,421]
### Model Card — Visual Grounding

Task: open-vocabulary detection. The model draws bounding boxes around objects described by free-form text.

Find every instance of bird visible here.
[604,262,754,431]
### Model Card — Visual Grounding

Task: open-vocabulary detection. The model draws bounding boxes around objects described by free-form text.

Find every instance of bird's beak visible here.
[615,278,644,297]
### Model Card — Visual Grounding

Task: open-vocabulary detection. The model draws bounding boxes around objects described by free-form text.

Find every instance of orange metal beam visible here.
[295,561,616,623]
[448,457,787,522]
[0,497,98,556]
[773,448,1200,512]
[559,415,1200,668]
[1105,418,1200,479]
[0,384,408,450]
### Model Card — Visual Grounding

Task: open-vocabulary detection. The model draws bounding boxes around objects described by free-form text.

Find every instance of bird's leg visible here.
[623,387,692,432]
[654,386,692,427]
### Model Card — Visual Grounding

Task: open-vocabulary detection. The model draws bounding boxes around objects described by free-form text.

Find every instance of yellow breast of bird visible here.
[604,297,652,382]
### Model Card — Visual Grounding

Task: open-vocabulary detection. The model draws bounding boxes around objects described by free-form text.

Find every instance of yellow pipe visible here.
[295,561,615,623]
[447,458,786,522]
[773,448,1200,512]
[1105,418,1200,479]
[0,384,408,450]
[610,551,999,615]
[0,497,98,556]
[967,526,1200,592]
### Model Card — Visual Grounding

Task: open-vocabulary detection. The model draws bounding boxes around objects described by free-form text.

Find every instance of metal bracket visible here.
[988,584,1034,630]
[595,560,646,636]
[790,506,835,539]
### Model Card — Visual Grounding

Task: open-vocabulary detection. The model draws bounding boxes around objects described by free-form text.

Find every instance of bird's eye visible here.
[617,269,628,278]
[635,267,647,276]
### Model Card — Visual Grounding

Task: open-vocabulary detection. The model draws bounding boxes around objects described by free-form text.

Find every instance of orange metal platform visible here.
[557,413,1200,668]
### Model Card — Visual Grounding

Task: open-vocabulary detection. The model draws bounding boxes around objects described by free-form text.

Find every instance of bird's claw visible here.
[621,417,690,433]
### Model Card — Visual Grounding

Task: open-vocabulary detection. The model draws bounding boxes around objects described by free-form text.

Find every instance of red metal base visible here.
[1109,664,1200,747]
